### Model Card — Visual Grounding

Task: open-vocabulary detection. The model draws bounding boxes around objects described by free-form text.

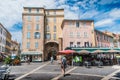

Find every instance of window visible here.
[68,22,73,27]
[46,33,51,40]
[28,16,31,21]
[35,42,39,48]
[2,47,4,52]
[84,32,88,37]
[83,22,86,27]
[53,33,56,40]
[77,42,80,47]
[27,42,30,49]
[36,24,39,30]
[77,32,80,38]
[70,42,73,47]
[76,22,79,28]
[47,11,49,15]
[54,17,56,23]
[47,26,50,32]
[34,32,40,39]
[84,42,89,47]
[54,25,56,32]
[54,10,56,15]
[46,18,49,22]
[28,8,31,13]
[0,28,2,34]
[36,9,39,13]
[70,32,73,38]
[0,46,1,52]
[27,24,31,30]
[36,16,40,21]
[27,32,30,39]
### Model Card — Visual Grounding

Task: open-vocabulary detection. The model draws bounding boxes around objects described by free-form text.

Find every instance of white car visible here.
[0,65,10,80]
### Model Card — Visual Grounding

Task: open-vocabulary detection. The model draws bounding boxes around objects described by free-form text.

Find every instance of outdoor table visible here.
[84,61,91,68]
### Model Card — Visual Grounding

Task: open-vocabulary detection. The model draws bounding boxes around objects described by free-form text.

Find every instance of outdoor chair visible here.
[84,61,91,68]
[95,61,103,68]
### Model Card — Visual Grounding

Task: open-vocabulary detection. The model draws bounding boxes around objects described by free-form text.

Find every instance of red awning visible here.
[57,50,76,55]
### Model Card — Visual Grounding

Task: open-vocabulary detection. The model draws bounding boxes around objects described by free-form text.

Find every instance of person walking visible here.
[27,56,30,65]
[50,56,54,64]
[61,56,67,77]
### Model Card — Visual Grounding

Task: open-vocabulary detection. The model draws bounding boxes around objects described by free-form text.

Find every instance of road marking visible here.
[15,61,50,80]
[51,67,77,80]
[71,73,104,77]
[101,69,120,80]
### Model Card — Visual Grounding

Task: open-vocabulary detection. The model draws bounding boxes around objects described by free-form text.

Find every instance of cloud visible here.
[0,0,56,43]
[98,0,120,5]
[95,19,114,27]
[80,10,99,19]
[64,10,78,19]
[95,8,120,28]
[0,0,120,44]
[109,8,120,19]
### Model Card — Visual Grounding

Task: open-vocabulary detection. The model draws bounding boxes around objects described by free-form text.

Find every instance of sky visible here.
[0,0,120,44]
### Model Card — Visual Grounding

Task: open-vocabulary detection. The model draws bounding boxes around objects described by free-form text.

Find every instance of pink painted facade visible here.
[94,30,113,48]
[62,20,96,50]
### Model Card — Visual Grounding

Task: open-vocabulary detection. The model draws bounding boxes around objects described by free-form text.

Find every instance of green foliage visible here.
[4,56,21,65]
[4,56,12,64]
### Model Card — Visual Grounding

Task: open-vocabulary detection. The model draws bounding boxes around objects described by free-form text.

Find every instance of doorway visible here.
[45,42,59,60]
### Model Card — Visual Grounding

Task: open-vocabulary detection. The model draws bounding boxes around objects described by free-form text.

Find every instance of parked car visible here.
[0,65,10,80]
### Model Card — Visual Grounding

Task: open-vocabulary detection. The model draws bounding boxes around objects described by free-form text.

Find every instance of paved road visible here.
[9,61,120,80]
[0,62,4,66]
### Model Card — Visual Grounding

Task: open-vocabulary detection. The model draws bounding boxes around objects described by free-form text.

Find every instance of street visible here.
[6,61,120,80]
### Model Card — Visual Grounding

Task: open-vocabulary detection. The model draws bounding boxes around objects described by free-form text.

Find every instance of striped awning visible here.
[71,47,120,53]
[21,51,43,55]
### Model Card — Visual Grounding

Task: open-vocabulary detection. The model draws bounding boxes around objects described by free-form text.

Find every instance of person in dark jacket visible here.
[61,56,67,76]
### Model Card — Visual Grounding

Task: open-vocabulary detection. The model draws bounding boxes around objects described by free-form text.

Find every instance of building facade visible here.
[95,30,113,48]
[22,7,119,62]
[0,23,12,56]
[0,23,6,53]
[11,40,20,56]
[61,20,95,50]
[44,9,64,60]
[103,31,120,48]
[22,7,64,61]
[5,29,12,55]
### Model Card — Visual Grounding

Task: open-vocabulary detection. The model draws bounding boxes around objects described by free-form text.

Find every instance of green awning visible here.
[116,56,120,58]
[71,47,120,53]
[21,51,43,55]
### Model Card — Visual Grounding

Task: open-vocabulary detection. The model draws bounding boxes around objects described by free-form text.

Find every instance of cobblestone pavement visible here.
[9,61,120,80]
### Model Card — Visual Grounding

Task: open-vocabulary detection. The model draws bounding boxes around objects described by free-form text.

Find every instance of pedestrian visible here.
[50,56,54,64]
[27,57,30,65]
[61,56,67,77]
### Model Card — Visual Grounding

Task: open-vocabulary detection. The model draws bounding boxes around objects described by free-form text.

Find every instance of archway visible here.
[44,42,59,60]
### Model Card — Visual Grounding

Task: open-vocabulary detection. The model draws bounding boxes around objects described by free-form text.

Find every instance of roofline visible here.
[0,23,12,36]
[61,19,94,29]
[63,19,94,22]
[23,7,64,10]
[95,29,113,38]
[11,40,19,45]
[45,9,64,11]
[23,7,44,9]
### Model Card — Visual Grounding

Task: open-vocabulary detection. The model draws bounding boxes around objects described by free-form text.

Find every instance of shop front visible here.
[21,51,43,62]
